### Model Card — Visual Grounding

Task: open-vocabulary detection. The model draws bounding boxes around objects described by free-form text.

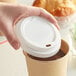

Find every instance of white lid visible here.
[15,16,61,58]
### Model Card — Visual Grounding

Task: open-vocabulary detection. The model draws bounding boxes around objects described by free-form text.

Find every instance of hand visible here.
[0,3,59,50]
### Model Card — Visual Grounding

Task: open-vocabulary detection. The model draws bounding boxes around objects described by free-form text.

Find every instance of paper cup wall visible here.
[24,40,69,76]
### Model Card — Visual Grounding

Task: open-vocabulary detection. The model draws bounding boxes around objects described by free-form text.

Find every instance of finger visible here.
[3,23,20,50]
[25,7,60,30]
[10,5,60,29]
[38,8,60,30]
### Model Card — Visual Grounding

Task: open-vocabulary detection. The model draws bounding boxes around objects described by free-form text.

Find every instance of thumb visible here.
[3,24,20,50]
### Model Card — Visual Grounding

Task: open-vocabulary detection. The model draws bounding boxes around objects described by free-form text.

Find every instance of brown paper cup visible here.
[23,40,69,76]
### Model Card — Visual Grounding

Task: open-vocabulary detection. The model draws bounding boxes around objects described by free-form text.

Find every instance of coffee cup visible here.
[23,40,69,76]
[15,16,69,76]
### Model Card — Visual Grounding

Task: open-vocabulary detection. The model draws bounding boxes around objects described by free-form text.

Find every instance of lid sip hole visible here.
[46,44,51,47]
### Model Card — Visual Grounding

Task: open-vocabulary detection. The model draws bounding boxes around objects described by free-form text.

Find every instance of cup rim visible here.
[24,40,69,61]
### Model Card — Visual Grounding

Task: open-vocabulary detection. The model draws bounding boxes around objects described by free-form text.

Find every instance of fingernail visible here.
[12,41,20,50]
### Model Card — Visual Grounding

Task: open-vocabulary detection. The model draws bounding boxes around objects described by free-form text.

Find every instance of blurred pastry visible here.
[33,0,76,17]
[73,0,76,5]
[33,0,46,9]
